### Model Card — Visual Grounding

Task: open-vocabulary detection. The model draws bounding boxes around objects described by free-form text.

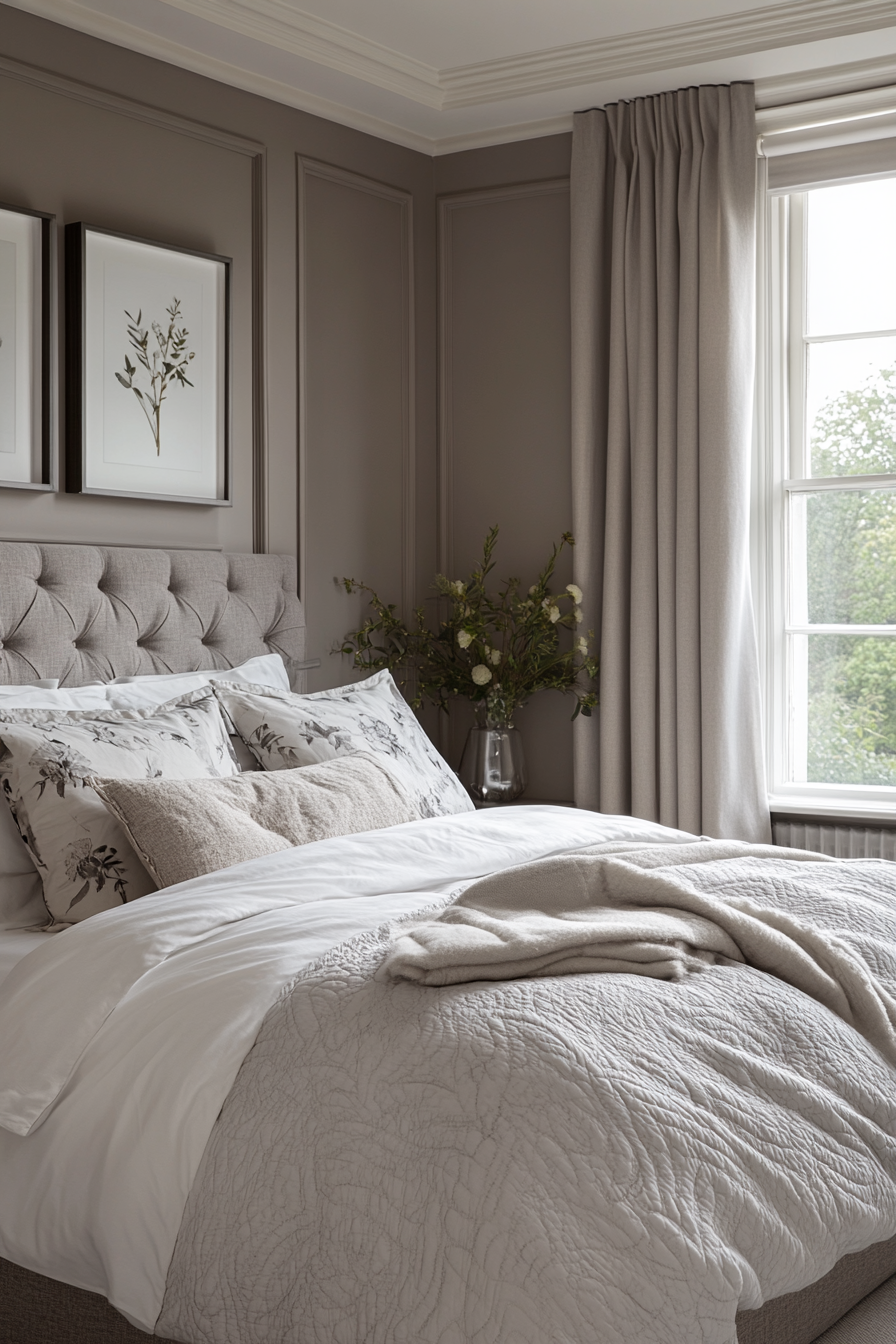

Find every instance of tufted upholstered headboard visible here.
[0,543,306,689]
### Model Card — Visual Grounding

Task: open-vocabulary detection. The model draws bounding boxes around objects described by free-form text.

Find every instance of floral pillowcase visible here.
[0,688,238,927]
[214,670,474,821]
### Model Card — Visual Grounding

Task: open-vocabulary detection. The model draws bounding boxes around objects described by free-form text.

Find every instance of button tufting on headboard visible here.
[0,544,306,690]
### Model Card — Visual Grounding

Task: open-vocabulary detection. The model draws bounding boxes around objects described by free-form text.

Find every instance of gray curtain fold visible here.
[570,83,770,842]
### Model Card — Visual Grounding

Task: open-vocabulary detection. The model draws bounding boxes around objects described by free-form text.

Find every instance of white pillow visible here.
[0,688,239,927]
[0,683,110,712]
[101,654,290,772]
[100,652,290,709]
[0,679,59,694]
[215,670,474,821]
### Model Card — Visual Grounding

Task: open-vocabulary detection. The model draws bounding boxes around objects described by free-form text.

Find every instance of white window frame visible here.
[755,139,896,821]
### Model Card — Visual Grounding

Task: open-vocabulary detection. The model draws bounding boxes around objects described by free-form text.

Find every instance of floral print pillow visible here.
[214,671,473,821]
[0,689,238,927]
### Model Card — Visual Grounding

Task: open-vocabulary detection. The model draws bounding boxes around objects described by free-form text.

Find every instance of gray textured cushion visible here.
[93,755,419,889]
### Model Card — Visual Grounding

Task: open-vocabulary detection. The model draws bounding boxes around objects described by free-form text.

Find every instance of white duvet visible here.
[0,806,697,1334]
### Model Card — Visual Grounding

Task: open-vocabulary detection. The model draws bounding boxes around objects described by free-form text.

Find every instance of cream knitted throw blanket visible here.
[383,839,896,1062]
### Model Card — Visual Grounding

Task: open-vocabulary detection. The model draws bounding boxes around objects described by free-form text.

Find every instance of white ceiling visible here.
[7,0,896,153]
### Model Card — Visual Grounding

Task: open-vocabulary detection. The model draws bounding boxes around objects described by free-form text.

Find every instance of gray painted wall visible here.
[435,138,576,801]
[0,3,436,701]
[0,5,577,799]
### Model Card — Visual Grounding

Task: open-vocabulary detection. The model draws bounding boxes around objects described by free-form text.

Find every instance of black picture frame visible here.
[65,222,231,505]
[0,201,56,492]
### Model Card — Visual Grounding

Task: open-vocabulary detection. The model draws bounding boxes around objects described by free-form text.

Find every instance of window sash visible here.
[758,181,896,811]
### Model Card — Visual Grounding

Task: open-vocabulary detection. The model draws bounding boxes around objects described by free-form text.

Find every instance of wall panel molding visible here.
[437,178,569,578]
[0,52,264,154]
[251,150,269,553]
[296,156,416,619]
[0,52,270,551]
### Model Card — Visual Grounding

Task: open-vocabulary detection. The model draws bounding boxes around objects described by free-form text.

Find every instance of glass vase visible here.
[458,721,528,804]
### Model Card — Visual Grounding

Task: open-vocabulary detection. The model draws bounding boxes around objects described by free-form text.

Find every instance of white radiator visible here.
[773,819,896,860]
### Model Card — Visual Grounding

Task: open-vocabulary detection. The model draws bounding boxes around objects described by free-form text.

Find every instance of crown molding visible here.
[161,0,441,107]
[5,0,896,158]
[431,115,574,157]
[0,0,437,151]
[8,0,896,118]
[441,0,896,107]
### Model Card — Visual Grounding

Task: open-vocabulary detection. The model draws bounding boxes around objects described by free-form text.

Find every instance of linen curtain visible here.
[571,83,770,842]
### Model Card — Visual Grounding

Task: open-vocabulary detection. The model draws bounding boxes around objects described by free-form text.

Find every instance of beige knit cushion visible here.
[92,754,418,889]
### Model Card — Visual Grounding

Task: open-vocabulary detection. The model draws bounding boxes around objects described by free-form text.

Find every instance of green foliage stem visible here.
[339,526,599,726]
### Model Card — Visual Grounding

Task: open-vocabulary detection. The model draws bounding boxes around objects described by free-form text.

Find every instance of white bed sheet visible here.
[0,927,49,987]
[0,806,695,1332]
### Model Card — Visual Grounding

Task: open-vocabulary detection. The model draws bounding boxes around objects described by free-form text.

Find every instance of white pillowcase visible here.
[101,654,290,773]
[0,689,239,927]
[215,670,474,821]
[99,653,290,709]
[0,683,110,712]
[0,655,290,927]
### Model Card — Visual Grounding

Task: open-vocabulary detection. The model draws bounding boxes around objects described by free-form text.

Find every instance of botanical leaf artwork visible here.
[356,714,406,758]
[28,740,93,799]
[2,776,45,868]
[64,838,128,912]
[115,298,195,454]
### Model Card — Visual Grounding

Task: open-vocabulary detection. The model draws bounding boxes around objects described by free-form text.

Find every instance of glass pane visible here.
[794,488,896,624]
[799,634,896,785]
[806,179,896,337]
[807,340,896,475]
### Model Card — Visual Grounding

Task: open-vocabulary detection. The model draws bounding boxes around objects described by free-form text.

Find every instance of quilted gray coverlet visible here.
[158,844,896,1344]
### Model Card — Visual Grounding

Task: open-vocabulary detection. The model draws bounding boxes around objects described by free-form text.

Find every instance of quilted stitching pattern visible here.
[158,853,896,1344]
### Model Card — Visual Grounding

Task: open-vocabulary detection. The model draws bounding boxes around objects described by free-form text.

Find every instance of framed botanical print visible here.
[0,202,55,491]
[65,224,231,504]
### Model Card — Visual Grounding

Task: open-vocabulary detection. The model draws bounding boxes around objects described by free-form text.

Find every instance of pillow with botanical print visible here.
[0,689,238,927]
[214,670,474,820]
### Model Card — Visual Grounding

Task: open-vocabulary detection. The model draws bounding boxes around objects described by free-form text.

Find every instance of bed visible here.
[0,541,893,1344]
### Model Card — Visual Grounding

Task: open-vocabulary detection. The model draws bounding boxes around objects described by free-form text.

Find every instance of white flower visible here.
[457,629,473,649]
[576,636,588,655]
[574,606,584,624]
[528,585,538,596]
[450,580,465,597]
[471,664,492,686]
[566,583,583,604]
[547,605,560,623]
[490,648,501,665]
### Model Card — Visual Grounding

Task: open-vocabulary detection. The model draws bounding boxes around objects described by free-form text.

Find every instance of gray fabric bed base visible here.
[3,1235,895,1344]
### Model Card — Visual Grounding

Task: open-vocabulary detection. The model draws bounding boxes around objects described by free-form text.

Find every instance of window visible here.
[760,173,896,814]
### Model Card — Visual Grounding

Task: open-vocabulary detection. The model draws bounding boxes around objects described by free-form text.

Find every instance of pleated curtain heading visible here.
[570,82,771,843]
